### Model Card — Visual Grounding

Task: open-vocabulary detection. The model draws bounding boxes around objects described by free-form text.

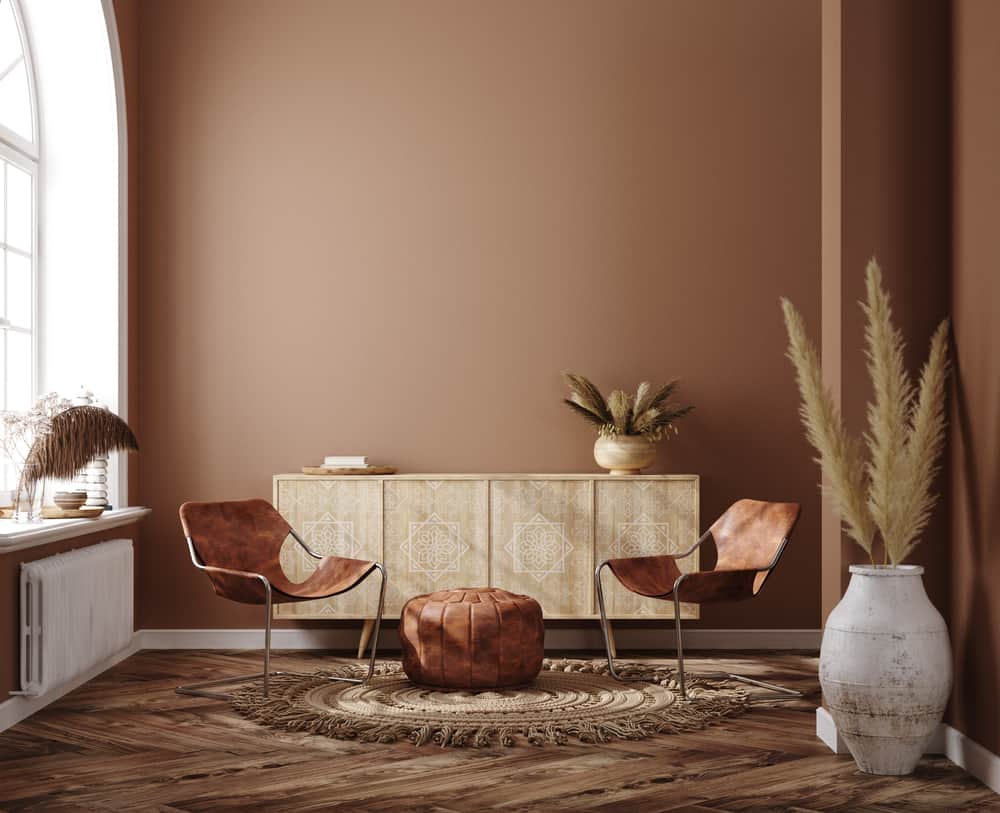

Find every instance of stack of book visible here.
[322,455,370,469]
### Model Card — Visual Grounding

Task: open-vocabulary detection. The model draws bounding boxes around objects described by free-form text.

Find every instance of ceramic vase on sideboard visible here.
[593,435,657,475]
[819,564,952,775]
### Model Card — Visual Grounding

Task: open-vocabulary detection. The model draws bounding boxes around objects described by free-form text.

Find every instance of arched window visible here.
[0,0,127,505]
[0,0,37,419]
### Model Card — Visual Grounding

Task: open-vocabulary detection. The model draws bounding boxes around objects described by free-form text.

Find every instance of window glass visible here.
[7,249,29,327]
[6,328,29,411]
[0,0,38,494]
[0,154,33,418]
[5,160,30,251]
[0,0,31,142]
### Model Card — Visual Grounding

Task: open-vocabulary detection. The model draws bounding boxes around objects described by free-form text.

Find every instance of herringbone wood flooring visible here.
[0,650,996,812]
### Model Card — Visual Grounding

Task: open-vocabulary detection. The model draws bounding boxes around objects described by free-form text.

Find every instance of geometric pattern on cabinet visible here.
[594,479,700,619]
[491,479,592,617]
[275,478,381,618]
[382,479,488,615]
[400,513,467,581]
[273,474,698,620]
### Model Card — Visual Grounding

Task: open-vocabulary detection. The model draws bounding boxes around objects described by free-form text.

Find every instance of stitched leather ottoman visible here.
[399,587,544,690]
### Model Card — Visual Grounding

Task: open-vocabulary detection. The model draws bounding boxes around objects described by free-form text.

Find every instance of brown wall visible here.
[134,0,822,631]
[840,0,951,608]
[948,0,1000,754]
[115,0,141,506]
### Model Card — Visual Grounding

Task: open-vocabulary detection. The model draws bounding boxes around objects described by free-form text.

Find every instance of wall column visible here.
[820,0,843,624]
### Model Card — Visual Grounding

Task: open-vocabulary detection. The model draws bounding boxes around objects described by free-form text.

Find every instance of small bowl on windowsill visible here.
[53,491,88,511]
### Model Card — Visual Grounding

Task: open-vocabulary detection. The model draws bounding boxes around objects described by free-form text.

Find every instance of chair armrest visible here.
[666,529,713,560]
[289,528,323,560]
[201,564,269,583]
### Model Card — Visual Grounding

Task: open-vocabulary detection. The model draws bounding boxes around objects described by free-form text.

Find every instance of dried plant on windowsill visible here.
[561,372,694,442]
[1,394,138,519]
[781,259,950,566]
[2,393,75,517]
[23,405,138,483]
[1,392,74,476]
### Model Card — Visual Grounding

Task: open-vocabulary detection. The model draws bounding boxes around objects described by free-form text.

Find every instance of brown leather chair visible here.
[595,498,801,700]
[177,498,387,699]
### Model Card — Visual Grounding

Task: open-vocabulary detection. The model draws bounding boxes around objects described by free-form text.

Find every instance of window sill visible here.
[0,506,150,553]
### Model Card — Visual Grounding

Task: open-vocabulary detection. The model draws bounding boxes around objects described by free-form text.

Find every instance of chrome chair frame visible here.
[176,528,387,700]
[595,531,801,703]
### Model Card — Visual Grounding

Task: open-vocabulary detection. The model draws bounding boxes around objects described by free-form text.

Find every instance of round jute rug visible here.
[230,659,749,748]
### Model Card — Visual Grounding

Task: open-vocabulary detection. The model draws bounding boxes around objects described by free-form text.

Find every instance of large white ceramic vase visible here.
[820,564,952,775]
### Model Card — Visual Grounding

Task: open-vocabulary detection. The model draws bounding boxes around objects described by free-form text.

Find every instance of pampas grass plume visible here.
[781,260,950,565]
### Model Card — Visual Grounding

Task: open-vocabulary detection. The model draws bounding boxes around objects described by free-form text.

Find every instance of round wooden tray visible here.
[0,506,105,519]
[301,466,397,476]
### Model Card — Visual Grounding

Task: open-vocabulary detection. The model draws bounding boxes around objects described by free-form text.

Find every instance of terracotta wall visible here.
[948,0,1000,755]
[133,0,822,631]
[115,0,141,504]
[839,0,951,607]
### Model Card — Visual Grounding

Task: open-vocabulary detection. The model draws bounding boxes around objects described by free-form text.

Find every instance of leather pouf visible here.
[399,587,545,690]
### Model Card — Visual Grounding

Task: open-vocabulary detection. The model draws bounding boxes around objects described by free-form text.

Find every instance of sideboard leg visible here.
[357,618,375,659]
[606,620,617,659]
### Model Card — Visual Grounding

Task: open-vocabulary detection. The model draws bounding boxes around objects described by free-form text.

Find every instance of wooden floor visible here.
[0,650,996,812]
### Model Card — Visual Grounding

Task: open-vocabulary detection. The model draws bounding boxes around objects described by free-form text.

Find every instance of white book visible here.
[323,455,368,467]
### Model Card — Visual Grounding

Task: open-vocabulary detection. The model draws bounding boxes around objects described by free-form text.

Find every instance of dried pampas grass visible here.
[608,390,631,435]
[23,405,138,483]
[561,372,693,441]
[893,318,950,562]
[782,299,876,557]
[862,263,914,564]
[781,259,950,565]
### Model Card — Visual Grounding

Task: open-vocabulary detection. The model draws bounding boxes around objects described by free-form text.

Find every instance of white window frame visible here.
[0,141,38,401]
[0,0,39,162]
[104,0,129,509]
[0,0,38,491]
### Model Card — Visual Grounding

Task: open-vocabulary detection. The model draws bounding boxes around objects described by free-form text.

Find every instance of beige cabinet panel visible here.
[275,478,382,619]
[382,479,489,615]
[490,480,592,617]
[595,480,700,619]
[272,474,699,621]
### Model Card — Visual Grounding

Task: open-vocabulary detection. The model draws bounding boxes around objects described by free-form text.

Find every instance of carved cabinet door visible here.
[594,479,700,619]
[489,480,593,617]
[274,478,382,619]
[381,479,489,615]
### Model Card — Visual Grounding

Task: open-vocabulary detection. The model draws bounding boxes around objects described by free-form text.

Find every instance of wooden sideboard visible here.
[274,473,700,624]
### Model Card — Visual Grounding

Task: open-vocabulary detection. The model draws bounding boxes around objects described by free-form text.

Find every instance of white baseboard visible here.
[815,705,848,754]
[943,724,1000,794]
[816,709,999,795]
[137,627,822,652]
[0,634,141,734]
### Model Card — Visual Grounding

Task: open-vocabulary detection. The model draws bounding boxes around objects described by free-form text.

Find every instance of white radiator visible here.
[19,539,134,696]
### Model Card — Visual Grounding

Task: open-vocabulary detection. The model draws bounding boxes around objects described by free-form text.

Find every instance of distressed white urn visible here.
[820,564,951,775]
